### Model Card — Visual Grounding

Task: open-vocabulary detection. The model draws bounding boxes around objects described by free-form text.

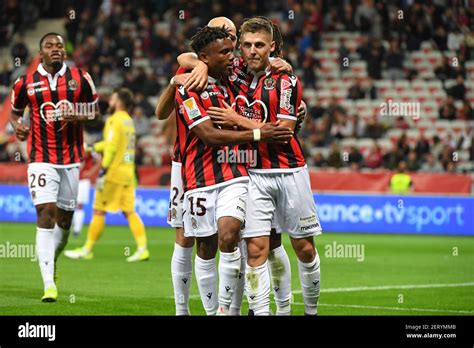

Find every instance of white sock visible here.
[230,240,246,315]
[269,245,292,315]
[297,252,320,315]
[245,261,271,316]
[53,224,70,261]
[36,227,56,290]
[195,255,218,315]
[72,209,85,235]
[218,247,241,311]
[171,243,193,316]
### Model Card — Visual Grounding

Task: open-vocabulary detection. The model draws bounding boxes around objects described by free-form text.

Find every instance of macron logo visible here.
[18,322,56,341]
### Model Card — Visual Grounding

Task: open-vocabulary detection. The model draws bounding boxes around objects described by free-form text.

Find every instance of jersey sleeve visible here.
[176,86,209,130]
[277,73,302,122]
[11,76,28,113]
[79,69,98,104]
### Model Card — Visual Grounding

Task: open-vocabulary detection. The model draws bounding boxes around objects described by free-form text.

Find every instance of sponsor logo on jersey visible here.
[232,95,268,123]
[280,88,294,115]
[39,100,75,122]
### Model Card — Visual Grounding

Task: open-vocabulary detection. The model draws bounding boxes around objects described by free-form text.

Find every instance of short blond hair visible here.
[240,17,273,39]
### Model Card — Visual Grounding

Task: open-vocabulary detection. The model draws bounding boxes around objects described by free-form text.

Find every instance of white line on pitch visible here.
[174,281,474,299]
[292,302,474,314]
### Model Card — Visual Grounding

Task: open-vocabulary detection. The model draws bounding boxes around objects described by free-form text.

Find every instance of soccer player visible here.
[179,17,300,315]
[209,18,322,316]
[65,88,149,262]
[10,32,99,301]
[175,26,292,315]
[72,147,100,237]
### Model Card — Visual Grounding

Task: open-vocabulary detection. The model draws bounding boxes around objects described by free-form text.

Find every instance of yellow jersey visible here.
[94,110,135,186]
[390,173,412,194]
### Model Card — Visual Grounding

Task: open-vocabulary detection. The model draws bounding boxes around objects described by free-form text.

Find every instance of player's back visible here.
[104,110,135,185]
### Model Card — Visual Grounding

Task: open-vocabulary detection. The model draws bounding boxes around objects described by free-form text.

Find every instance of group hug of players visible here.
[9,15,321,316]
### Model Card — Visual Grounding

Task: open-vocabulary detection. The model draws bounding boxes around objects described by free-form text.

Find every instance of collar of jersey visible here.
[38,63,67,77]
[248,64,272,78]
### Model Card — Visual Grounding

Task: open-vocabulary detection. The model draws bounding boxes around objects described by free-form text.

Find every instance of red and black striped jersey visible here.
[171,66,187,163]
[11,63,98,167]
[228,65,306,172]
[175,76,248,192]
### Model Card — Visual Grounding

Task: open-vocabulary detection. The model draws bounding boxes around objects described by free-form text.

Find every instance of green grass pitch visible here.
[1,222,473,315]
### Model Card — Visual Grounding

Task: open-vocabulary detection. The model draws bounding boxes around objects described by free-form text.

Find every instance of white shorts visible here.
[77,179,91,204]
[242,167,322,239]
[27,163,80,211]
[167,161,184,228]
[183,181,248,238]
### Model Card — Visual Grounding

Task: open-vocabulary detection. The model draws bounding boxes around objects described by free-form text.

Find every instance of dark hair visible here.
[190,26,230,54]
[114,87,134,110]
[39,32,64,50]
[252,16,283,57]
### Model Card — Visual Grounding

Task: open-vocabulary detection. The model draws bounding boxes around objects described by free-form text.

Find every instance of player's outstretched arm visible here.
[10,110,29,141]
[192,118,292,147]
[177,52,208,91]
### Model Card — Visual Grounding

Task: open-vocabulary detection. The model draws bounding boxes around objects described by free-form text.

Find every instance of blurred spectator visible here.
[302,47,318,89]
[134,92,155,118]
[406,150,421,171]
[347,146,363,170]
[459,100,474,120]
[133,107,150,138]
[415,135,430,158]
[457,126,472,151]
[327,142,343,168]
[363,114,385,139]
[330,110,353,140]
[434,56,458,81]
[448,75,466,101]
[394,116,410,130]
[365,143,383,169]
[347,78,365,100]
[10,35,28,66]
[313,153,328,168]
[385,39,405,80]
[309,99,326,120]
[439,96,457,120]
[365,78,377,99]
[366,38,385,79]
[354,0,377,33]
[420,153,444,173]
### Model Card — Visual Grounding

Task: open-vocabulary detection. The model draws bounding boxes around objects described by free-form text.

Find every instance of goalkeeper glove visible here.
[83,143,93,154]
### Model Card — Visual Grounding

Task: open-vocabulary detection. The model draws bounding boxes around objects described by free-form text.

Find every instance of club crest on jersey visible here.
[68,79,78,90]
[183,97,201,119]
[40,100,74,122]
[191,217,198,230]
[171,208,177,220]
[263,77,276,90]
[229,74,237,82]
[232,95,268,123]
[200,91,209,99]
[27,88,35,96]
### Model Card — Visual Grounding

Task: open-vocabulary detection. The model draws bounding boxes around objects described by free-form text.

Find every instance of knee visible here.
[295,242,315,264]
[196,236,217,260]
[218,228,239,252]
[36,206,55,228]
[57,215,72,230]
[246,238,269,264]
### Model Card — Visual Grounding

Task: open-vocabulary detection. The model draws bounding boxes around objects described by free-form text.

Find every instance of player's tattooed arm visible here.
[192,119,292,146]
[208,101,264,130]
[155,73,190,120]
[177,52,208,91]
[10,110,29,141]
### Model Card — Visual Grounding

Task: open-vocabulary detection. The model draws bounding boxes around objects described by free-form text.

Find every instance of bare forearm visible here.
[236,117,264,130]
[177,52,199,70]
[201,128,255,147]
[155,83,176,120]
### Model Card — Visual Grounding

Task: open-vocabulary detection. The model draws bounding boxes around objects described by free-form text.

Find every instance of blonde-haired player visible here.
[65,88,149,262]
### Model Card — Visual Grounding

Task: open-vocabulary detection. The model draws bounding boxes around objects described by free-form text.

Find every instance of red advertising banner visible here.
[0,163,471,194]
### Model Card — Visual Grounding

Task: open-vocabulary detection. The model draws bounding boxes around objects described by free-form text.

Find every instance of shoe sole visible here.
[41,297,57,303]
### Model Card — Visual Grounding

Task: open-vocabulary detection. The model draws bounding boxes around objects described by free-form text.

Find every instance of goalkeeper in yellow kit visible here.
[65,88,149,262]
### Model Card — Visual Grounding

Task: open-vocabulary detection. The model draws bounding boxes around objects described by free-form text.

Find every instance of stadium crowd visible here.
[1,0,473,174]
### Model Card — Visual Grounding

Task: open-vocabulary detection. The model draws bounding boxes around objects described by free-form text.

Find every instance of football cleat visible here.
[64,247,94,260]
[41,286,58,302]
[126,248,150,262]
